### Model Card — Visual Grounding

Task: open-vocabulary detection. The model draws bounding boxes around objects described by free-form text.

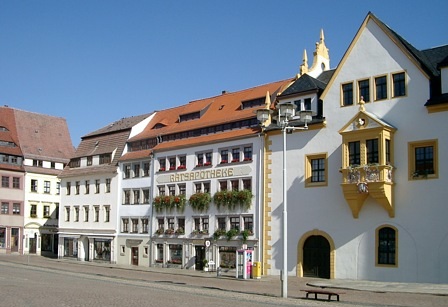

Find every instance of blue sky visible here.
[1,1,447,147]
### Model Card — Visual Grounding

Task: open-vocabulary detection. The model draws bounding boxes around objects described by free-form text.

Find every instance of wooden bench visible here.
[301,289,344,301]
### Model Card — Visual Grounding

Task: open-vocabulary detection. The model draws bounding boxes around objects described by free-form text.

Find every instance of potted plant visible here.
[226,228,239,241]
[175,227,184,235]
[213,229,226,241]
[189,192,211,212]
[203,259,209,272]
[173,194,186,212]
[240,229,253,243]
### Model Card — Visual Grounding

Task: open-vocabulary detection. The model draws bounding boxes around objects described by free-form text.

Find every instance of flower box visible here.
[231,159,239,163]
[169,166,176,170]
[204,162,211,166]
[220,160,228,164]
[159,167,166,172]
[243,158,252,162]
[177,165,186,170]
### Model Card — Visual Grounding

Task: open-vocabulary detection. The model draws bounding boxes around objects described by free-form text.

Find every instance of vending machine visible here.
[236,249,253,279]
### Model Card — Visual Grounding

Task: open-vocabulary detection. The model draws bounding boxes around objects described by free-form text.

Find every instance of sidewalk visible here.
[2,254,448,298]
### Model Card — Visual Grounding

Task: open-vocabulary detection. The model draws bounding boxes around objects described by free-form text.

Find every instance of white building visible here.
[58,114,151,263]
[264,12,448,283]
[122,80,292,271]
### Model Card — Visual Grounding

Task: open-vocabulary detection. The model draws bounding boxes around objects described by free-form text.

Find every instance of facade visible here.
[263,13,448,283]
[58,114,151,263]
[0,107,25,254]
[121,79,292,271]
[0,106,73,256]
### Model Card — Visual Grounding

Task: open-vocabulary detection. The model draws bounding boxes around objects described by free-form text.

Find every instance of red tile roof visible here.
[0,107,23,158]
[13,108,75,163]
[128,79,292,150]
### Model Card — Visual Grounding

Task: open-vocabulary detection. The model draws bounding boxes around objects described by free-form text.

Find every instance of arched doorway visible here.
[302,235,330,279]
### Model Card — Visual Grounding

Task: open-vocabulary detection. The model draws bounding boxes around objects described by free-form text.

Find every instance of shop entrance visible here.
[29,237,36,254]
[195,246,205,270]
[303,235,330,278]
[131,247,139,266]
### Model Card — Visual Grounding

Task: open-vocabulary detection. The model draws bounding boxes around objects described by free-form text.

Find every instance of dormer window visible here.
[179,111,200,122]
[241,97,264,109]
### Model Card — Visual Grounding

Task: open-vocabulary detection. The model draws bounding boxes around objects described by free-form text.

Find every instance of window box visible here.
[159,167,166,172]
[196,163,203,167]
[169,166,176,171]
[155,228,164,235]
[204,162,211,166]
[30,214,37,218]
[177,165,186,170]
[243,158,252,162]
[220,160,228,164]
[231,159,239,163]
[165,228,175,235]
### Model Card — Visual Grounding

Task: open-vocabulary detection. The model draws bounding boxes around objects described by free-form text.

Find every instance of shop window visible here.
[376,226,397,266]
[305,153,328,187]
[409,140,438,180]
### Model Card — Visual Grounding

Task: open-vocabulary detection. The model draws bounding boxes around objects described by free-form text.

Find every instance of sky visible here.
[1,1,447,147]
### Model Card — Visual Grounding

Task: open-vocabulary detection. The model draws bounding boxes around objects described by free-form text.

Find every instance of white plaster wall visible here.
[267,19,448,283]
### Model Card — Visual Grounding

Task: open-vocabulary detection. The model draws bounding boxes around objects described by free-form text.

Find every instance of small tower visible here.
[299,29,330,78]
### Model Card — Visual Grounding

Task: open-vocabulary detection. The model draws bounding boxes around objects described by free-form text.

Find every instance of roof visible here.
[128,79,293,147]
[279,72,332,98]
[82,113,152,138]
[60,113,150,177]
[0,106,23,158]
[13,108,74,163]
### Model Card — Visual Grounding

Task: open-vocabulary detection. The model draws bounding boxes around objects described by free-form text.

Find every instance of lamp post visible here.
[257,102,311,298]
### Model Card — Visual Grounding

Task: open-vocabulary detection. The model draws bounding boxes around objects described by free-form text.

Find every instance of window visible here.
[217,217,226,230]
[56,182,60,195]
[31,179,38,192]
[1,176,9,188]
[392,72,406,97]
[169,157,176,170]
[124,164,131,178]
[231,148,240,162]
[358,79,370,102]
[66,182,71,195]
[12,177,20,189]
[242,179,251,191]
[133,163,140,177]
[348,141,361,166]
[158,186,166,196]
[106,178,111,193]
[85,180,90,194]
[157,218,164,231]
[124,190,131,204]
[375,76,387,100]
[342,82,353,106]
[230,217,240,230]
[87,156,92,166]
[95,179,100,193]
[84,206,89,222]
[366,139,379,164]
[104,206,110,222]
[243,216,253,232]
[94,206,99,222]
[75,181,80,194]
[30,204,37,217]
[178,156,186,169]
[220,150,228,164]
[205,152,212,165]
[133,190,140,204]
[132,219,139,233]
[197,153,204,166]
[122,218,129,233]
[143,162,150,176]
[304,98,312,111]
[43,205,50,218]
[409,140,438,179]
[168,217,175,230]
[142,189,150,204]
[306,153,327,187]
[44,181,50,194]
[159,158,166,171]
[1,202,8,214]
[168,185,175,196]
[178,184,186,195]
[203,217,209,232]
[243,146,252,161]
[142,218,148,233]
[194,217,201,231]
[231,180,239,191]
[74,207,79,222]
[99,153,111,164]
[13,203,20,215]
[65,207,70,221]
[377,226,397,266]
[219,181,227,191]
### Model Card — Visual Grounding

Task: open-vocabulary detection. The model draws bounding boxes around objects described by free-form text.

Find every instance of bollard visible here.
[216,266,222,278]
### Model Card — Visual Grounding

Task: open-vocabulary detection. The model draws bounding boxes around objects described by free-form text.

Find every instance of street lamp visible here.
[257,101,312,298]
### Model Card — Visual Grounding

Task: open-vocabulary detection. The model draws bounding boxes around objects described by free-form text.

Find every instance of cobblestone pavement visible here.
[1,254,448,307]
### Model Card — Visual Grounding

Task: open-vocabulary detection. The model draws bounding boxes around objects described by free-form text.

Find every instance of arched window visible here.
[377,226,397,266]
